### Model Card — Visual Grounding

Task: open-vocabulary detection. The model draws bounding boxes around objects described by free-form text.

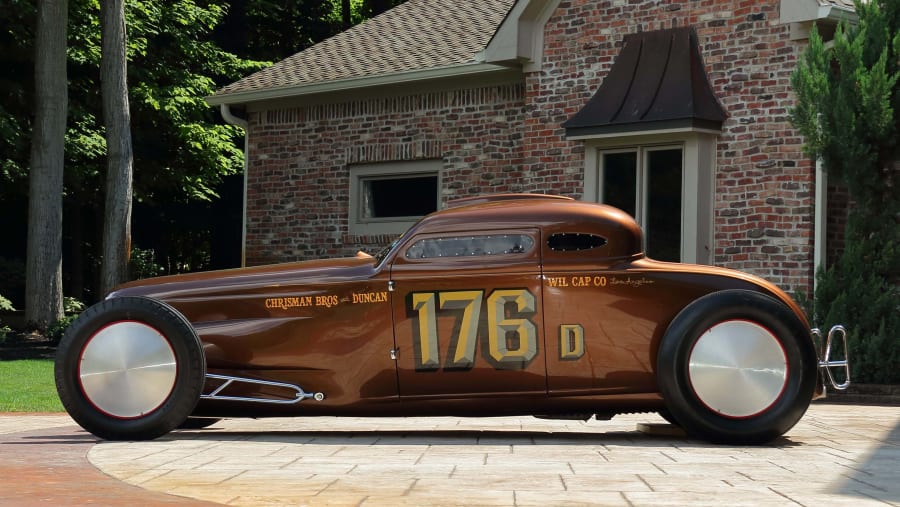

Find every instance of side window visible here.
[405,234,535,260]
[548,233,607,252]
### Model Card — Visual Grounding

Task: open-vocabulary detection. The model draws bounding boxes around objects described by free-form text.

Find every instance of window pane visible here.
[646,149,682,262]
[406,234,535,259]
[362,175,438,219]
[602,152,637,217]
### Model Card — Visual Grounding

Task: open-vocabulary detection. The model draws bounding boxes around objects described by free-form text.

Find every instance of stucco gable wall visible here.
[524,0,815,294]
[244,83,526,265]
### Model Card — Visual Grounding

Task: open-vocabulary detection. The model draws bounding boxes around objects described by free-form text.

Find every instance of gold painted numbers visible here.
[410,288,538,371]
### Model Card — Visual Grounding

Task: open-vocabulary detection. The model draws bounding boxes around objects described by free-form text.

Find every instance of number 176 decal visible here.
[409,288,541,371]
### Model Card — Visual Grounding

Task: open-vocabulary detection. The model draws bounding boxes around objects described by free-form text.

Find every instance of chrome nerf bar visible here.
[812,325,850,391]
[201,373,325,404]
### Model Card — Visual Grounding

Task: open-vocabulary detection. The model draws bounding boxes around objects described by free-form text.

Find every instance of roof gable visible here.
[212,0,516,103]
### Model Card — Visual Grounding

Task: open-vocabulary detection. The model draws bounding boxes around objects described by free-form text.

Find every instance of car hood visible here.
[110,253,380,302]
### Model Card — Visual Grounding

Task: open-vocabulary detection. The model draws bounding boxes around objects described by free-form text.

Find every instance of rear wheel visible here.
[656,290,817,444]
[55,296,205,441]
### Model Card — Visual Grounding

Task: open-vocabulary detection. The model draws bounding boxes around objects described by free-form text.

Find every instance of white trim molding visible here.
[480,0,562,72]
[207,63,515,107]
[582,131,717,265]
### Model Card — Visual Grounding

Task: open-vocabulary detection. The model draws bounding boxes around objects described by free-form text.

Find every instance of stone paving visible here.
[82,404,900,507]
[72,403,900,506]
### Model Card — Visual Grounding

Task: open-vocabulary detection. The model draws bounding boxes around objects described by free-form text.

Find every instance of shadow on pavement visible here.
[167,426,804,449]
[833,418,900,502]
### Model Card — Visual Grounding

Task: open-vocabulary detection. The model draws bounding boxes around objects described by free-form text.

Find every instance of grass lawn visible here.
[0,359,64,412]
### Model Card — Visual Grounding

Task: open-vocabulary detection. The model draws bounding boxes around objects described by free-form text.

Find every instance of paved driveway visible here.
[2,403,898,506]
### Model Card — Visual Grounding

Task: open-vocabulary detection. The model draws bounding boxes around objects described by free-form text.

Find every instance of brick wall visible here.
[244,84,525,265]
[526,0,815,294]
[826,184,851,267]
[244,0,819,294]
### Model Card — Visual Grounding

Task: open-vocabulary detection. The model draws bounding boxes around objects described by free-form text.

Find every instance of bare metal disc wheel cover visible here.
[688,320,788,418]
[78,321,178,419]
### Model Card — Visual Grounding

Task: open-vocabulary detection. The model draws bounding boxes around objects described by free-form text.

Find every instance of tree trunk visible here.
[341,0,351,30]
[99,0,134,296]
[25,0,68,330]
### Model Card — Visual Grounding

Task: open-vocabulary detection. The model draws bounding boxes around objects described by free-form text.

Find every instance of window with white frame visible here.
[348,160,442,235]
[582,133,716,264]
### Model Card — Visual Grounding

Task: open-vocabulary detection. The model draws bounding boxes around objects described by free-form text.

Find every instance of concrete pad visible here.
[76,403,899,506]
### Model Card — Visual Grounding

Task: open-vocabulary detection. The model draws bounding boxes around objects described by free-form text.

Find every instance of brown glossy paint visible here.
[113,195,822,418]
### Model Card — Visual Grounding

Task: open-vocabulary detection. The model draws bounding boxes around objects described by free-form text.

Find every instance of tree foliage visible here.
[1,0,405,307]
[791,0,900,383]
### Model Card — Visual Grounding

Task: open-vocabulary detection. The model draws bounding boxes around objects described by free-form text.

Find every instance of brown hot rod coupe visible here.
[55,194,849,443]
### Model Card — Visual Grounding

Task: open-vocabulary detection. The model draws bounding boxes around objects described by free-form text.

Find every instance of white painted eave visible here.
[481,0,561,72]
[206,62,514,106]
[780,0,857,25]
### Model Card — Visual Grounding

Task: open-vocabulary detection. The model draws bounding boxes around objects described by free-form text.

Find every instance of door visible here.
[390,229,546,398]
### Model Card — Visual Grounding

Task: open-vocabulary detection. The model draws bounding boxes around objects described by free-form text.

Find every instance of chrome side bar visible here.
[201,373,325,404]
[812,325,851,390]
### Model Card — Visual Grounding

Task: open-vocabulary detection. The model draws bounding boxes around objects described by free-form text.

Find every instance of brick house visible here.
[207,0,855,295]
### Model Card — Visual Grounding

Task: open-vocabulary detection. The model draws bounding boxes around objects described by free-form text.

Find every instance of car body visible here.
[55,194,849,443]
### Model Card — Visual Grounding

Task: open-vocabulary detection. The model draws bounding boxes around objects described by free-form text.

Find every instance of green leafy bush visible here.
[63,296,85,313]
[46,297,86,345]
[0,293,14,344]
[791,1,900,383]
[0,259,24,308]
[47,315,77,345]
[812,233,900,383]
[130,246,164,280]
[0,294,13,312]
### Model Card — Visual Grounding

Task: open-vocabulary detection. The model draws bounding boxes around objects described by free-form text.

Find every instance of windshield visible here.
[374,234,405,266]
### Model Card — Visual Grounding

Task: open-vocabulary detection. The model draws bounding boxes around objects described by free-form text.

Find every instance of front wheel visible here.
[656,290,817,444]
[55,296,205,440]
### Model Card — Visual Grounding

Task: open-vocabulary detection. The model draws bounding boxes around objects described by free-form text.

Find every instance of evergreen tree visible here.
[791,0,900,383]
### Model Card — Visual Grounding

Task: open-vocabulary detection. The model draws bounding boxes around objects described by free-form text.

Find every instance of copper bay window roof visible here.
[563,26,727,138]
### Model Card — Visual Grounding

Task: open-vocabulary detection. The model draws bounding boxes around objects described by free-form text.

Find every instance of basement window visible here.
[349,160,442,235]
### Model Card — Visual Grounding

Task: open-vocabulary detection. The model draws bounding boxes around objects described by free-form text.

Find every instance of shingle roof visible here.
[822,0,856,9]
[215,0,516,99]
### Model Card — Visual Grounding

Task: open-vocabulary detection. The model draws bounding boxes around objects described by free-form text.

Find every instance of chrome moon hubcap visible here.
[688,320,788,418]
[79,321,177,418]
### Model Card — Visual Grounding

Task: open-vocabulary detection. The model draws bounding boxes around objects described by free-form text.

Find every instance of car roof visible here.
[402,194,645,262]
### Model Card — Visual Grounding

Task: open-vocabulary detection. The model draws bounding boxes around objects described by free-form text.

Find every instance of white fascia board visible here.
[566,126,723,142]
[482,0,562,70]
[206,62,511,106]
[482,0,530,63]
[780,0,856,24]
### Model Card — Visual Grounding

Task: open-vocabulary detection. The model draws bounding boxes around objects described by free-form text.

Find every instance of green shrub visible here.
[0,294,13,312]
[791,2,900,384]
[47,314,77,345]
[45,296,86,345]
[812,231,900,384]
[0,293,14,344]
[63,296,85,313]
[130,246,165,280]
[0,257,25,308]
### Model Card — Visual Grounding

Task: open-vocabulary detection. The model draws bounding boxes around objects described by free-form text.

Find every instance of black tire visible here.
[55,296,205,441]
[657,408,680,426]
[656,290,817,444]
[178,417,222,430]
